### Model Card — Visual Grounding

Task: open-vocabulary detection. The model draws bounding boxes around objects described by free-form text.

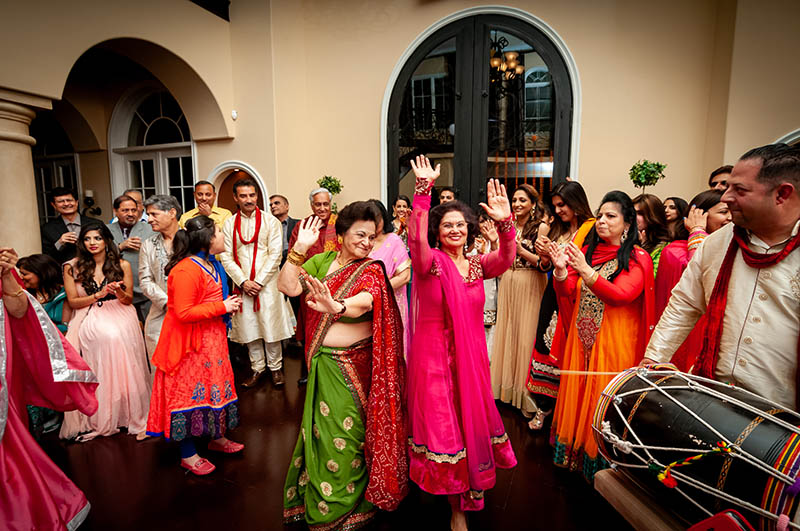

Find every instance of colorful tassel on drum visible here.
[654,441,733,489]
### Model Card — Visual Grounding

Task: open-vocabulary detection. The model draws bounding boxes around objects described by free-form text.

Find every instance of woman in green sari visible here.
[278,201,408,529]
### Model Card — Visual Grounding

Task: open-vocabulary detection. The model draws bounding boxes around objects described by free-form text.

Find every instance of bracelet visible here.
[287,249,307,266]
[589,270,600,284]
[553,269,568,282]
[334,298,346,315]
[2,287,25,298]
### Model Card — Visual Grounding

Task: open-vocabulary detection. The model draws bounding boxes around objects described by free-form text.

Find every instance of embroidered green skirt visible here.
[283,344,375,530]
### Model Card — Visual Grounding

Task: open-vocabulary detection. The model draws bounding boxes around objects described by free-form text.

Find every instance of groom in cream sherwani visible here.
[220,178,294,388]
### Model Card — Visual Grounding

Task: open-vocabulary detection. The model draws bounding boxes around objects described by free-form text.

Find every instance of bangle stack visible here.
[287,249,307,266]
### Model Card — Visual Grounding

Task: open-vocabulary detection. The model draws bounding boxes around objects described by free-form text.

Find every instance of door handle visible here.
[481,90,489,98]
[456,91,462,100]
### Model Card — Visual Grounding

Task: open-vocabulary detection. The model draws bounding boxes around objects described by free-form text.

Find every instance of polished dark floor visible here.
[41,344,632,531]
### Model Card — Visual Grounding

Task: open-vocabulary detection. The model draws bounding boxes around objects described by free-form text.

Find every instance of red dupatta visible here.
[302,258,409,511]
[562,243,656,362]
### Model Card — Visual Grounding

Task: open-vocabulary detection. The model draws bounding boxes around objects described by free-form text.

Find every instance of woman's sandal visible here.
[528,409,552,430]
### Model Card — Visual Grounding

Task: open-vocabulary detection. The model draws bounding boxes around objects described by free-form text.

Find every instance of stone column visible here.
[0,98,41,256]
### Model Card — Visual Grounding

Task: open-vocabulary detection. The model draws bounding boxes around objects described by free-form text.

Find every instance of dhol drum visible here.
[593,365,800,530]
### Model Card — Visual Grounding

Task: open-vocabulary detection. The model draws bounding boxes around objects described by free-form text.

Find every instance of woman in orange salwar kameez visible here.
[549,191,655,481]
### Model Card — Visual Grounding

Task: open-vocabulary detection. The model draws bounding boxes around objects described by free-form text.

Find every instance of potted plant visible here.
[629,159,667,194]
[317,175,343,213]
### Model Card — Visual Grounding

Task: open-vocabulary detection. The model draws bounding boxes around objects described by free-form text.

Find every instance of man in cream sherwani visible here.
[220,178,294,388]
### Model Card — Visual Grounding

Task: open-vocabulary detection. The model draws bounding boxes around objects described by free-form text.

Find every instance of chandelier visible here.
[489,32,525,80]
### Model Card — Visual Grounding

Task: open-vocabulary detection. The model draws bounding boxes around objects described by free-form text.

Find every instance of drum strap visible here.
[696,226,800,403]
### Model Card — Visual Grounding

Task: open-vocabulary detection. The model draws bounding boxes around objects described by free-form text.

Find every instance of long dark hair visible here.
[632,193,671,252]
[665,196,689,240]
[17,253,63,301]
[689,189,724,213]
[72,223,124,293]
[513,184,543,239]
[428,201,479,249]
[165,215,216,275]
[548,181,593,241]
[585,191,639,283]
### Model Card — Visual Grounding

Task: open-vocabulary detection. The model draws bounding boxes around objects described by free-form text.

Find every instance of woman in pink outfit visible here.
[0,247,98,530]
[406,156,517,531]
[59,223,151,441]
[369,199,411,356]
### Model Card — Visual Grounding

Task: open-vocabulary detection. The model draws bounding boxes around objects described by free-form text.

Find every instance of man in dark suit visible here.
[269,194,299,266]
[41,187,98,264]
[107,194,154,322]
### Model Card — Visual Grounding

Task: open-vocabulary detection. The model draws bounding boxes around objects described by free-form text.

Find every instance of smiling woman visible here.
[278,201,408,530]
[549,191,655,481]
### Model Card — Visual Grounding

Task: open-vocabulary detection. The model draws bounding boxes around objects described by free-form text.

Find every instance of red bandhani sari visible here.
[283,254,407,529]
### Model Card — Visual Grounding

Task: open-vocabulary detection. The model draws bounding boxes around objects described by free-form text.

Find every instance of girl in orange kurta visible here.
[146,215,244,476]
[549,191,655,481]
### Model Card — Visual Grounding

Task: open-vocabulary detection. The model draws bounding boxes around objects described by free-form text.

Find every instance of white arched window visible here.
[109,87,197,213]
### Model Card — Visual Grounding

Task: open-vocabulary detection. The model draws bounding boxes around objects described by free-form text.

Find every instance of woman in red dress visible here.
[146,215,244,475]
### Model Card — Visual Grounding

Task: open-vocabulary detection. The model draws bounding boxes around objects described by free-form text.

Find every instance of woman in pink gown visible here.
[369,199,411,356]
[59,223,151,441]
[0,247,98,530]
[406,156,517,531]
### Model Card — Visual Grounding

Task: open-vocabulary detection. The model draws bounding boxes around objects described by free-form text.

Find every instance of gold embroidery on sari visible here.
[575,260,618,364]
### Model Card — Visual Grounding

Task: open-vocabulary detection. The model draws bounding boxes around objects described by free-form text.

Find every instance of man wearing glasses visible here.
[40,187,98,264]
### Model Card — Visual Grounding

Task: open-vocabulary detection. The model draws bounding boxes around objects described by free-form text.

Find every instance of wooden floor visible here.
[40,344,633,531]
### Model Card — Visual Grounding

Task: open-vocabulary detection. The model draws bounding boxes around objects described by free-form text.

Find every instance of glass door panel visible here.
[486,29,554,197]
[395,37,457,201]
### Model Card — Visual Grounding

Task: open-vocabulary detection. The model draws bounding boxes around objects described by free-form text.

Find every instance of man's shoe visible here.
[271,370,285,387]
[242,370,266,388]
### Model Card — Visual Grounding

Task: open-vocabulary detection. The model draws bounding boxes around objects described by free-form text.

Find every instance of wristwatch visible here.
[334,298,346,315]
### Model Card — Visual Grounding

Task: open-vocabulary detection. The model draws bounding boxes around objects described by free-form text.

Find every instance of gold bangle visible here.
[2,287,25,298]
[287,250,307,266]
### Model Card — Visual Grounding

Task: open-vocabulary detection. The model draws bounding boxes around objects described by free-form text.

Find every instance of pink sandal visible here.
[208,439,244,454]
[181,458,216,475]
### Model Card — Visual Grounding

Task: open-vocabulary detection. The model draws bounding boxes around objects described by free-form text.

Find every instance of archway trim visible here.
[207,160,269,203]
[380,5,582,202]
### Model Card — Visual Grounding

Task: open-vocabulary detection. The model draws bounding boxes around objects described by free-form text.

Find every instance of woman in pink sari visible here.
[407,156,517,531]
[0,247,98,530]
[369,199,411,355]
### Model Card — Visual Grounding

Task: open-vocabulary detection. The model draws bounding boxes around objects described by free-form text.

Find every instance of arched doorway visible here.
[387,13,575,206]
[217,169,265,213]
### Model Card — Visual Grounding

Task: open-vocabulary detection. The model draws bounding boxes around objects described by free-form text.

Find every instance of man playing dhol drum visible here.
[642,144,800,410]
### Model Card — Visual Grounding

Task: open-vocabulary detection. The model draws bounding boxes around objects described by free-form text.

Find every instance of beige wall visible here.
[269,0,738,215]
[1,0,798,246]
[723,0,800,163]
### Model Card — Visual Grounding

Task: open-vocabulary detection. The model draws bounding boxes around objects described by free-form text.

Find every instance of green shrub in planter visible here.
[629,160,667,193]
[317,175,343,213]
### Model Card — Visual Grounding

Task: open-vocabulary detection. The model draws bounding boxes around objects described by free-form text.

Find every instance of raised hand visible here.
[305,276,339,314]
[549,242,567,271]
[535,235,551,258]
[479,218,498,243]
[685,205,708,233]
[564,242,590,275]
[293,217,324,254]
[0,247,19,274]
[410,155,440,193]
[479,179,511,221]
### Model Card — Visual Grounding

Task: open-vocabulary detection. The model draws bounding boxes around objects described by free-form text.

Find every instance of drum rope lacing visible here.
[595,368,800,529]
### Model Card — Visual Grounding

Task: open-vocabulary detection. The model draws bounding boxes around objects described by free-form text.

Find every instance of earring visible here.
[337,235,343,244]
[621,228,629,243]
